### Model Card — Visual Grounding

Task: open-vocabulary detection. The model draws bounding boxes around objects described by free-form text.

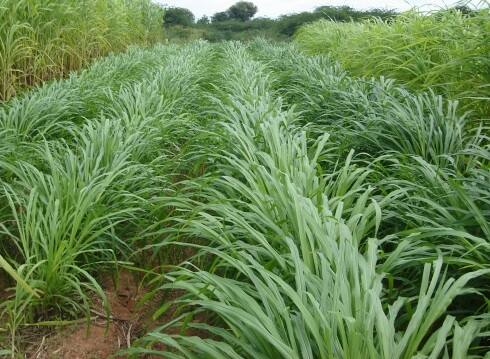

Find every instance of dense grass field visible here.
[295,8,490,120]
[0,28,489,359]
[0,0,164,102]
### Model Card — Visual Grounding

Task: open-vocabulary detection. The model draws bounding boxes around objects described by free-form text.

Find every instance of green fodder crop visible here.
[0,41,213,353]
[0,0,165,102]
[1,37,489,357]
[295,8,490,119]
[128,41,490,358]
[249,39,490,284]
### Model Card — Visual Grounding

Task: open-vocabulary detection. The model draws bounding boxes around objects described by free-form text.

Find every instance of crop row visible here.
[1,40,489,357]
[130,41,489,357]
[0,41,212,353]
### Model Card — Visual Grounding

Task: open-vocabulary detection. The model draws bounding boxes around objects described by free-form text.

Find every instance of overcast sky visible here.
[156,0,467,18]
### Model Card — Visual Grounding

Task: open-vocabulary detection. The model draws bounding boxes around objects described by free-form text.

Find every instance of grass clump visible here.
[0,0,165,102]
[295,8,490,119]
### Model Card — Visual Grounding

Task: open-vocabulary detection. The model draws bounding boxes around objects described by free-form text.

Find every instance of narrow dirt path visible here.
[26,270,153,358]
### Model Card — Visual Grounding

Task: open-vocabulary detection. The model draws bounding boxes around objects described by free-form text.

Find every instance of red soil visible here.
[26,270,156,359]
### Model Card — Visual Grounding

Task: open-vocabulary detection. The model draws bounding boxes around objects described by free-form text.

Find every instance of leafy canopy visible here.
[212,1,258,22]
[164,7,195,27]
[228,1,258,21]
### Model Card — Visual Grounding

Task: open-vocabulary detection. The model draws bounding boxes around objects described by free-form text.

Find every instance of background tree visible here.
[453,5,476,16]
[228,1,258,21]
[197,15,210,25]
[212,11,230,23]
[164,7,195,27]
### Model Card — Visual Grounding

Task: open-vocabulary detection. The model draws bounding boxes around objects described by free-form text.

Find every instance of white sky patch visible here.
[155,0,468,19]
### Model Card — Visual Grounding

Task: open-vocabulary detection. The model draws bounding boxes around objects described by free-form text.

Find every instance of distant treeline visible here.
[163,2,397,42]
